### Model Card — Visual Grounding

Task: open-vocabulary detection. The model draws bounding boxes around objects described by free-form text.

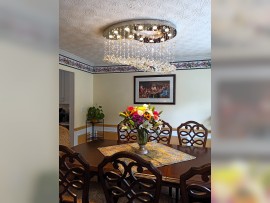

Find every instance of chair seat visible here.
[162,176,211,187]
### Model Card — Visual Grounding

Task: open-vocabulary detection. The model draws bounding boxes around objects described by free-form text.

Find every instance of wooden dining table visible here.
[72,139,211,184]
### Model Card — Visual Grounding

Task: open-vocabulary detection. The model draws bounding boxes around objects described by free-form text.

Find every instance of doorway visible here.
[59,69,75,146]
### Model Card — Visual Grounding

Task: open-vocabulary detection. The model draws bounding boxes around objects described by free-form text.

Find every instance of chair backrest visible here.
[177,121,208,148]
[180,163,211,203]
[117,123,137,142]
[59,145,90,203]
[148,120,172,144]
[98,151,162,203]
[59,125,71,148]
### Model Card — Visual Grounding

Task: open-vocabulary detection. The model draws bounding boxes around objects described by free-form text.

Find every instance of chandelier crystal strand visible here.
[104,40,107,60]
[103,20,177,73]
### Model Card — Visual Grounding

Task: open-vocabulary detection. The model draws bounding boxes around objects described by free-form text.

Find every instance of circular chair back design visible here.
[148,120,172,144]
[59,145,90,203]
[180,163,211,203]
[98,151,162,203]
[177,121,208,148]
[117,123,138,142]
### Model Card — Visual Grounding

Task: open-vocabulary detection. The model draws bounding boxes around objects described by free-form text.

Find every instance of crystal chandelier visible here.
[103,19,177,73]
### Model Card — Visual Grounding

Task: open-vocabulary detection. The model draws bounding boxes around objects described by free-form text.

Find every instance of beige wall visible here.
[59,65,94,128]
[93,70,211,128]
[1,41,58,203]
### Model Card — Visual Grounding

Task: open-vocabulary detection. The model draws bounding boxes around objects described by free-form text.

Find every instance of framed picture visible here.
[134,74,176,104]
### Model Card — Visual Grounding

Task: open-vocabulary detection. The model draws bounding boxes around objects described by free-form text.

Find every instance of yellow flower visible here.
[138,106,146,111]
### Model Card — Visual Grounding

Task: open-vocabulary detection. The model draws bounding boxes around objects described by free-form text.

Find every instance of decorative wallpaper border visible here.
[92,65,139,73]
[171,60,211,70]
[59,54,211,73]
[59,54,93,73]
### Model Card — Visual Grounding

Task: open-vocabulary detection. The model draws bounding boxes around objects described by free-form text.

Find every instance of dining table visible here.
[72,139,211,185]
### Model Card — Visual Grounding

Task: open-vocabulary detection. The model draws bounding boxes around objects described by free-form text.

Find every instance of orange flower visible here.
[144,113,151,120]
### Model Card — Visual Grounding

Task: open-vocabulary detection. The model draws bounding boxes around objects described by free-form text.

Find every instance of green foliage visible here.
[87,105,105,121]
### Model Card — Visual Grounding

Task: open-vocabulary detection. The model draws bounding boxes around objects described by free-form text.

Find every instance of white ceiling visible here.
[60,0,211,66]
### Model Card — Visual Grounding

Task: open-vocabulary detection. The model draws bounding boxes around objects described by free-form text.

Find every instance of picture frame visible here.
[134,74,176,105]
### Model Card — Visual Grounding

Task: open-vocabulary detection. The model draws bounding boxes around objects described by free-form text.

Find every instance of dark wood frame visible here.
[72,140,211,180]
[117,122,138,142]
[148,120,172,144]
[177,121,208,148]
[71,139,211,200]
[134,74,176,104]
[98,151,162,203]
[59,145,91,203]
[180,163,211,203]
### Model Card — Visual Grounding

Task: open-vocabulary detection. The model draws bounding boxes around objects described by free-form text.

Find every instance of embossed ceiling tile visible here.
[60,0,211,65]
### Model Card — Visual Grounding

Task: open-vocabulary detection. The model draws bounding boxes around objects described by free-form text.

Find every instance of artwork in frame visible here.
[134,74,176,105]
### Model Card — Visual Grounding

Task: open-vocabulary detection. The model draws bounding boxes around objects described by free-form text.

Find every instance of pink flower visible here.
[154,115,159,121]
[153,110,159,115]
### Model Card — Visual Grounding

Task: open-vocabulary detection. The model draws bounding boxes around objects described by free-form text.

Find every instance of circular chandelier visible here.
[103,19,177,73]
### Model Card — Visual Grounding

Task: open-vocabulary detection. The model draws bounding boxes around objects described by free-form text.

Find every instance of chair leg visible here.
[169,187,172,196]
[175,188,179,201]
[113,197,119,203]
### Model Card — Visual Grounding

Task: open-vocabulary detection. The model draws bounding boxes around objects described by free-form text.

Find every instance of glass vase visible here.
[136,128,148,155]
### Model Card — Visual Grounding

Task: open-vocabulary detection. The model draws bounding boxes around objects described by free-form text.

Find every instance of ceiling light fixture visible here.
[103,19,177,73]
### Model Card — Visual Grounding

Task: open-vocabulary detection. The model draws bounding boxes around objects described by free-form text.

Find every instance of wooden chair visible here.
[59,145,91,203]
[180,163,211,203]
[177,121,208,148]
[98,151,162,203]
[148,120,172,144]
[59,125,71,148]
[117,122,137,142]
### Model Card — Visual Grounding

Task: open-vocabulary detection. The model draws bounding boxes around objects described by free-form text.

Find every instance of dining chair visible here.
[59,125,71,148]
[59,145,91,203]
[147,120,175,198]
[180,163,211,203]
[148,120,172,144]
[98,151,162,203]
[117,122,137,142]
[177,121,208,148]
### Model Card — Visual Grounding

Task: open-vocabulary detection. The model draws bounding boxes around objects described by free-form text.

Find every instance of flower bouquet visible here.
[119,104,163,154]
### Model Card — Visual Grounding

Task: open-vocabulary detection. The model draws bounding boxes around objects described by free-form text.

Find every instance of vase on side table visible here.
[136,128,148,155]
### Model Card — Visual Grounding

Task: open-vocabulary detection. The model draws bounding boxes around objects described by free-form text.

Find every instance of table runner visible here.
[98,142,196,168]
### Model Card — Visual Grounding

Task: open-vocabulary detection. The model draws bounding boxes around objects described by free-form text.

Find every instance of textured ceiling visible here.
[60,0,211,66]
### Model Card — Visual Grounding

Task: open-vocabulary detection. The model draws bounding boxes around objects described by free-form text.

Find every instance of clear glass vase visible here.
[136,128,148,155]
